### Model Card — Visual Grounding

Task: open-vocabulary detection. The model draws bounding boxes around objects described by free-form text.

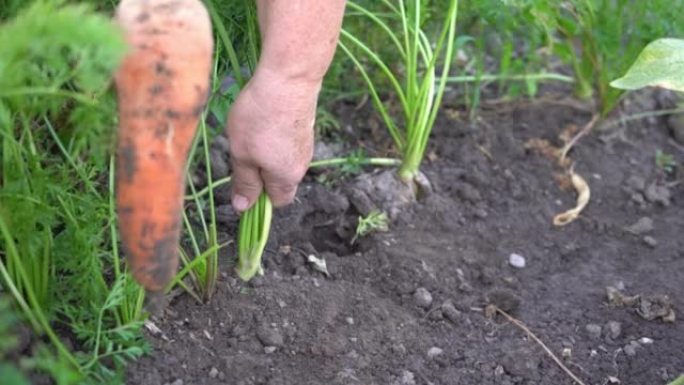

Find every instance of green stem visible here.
[309,157,401,168]
[668,375,684,385]
[206,0,245,87]
[445,73,575,83]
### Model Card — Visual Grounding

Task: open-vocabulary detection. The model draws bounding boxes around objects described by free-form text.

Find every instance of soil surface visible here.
[128,91,684,385]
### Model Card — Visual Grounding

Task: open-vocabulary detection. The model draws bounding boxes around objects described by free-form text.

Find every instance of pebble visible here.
[394,370,416,385]
[442,301,461,323]
[209,367,219,379]
[585,324,602,340]
[413,287,433,308]
[606,321,622,339]
[643,236,658,248]
[427,347,444,359]
[256,324,284,347]
[626,217,654,235]
[264,346,277,354]
[345,317,355,325]
[639,337,654,345]
[624,341,640,356]
[509,253,526,268]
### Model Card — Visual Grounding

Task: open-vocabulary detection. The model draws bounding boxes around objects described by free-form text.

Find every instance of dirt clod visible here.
[606,321,622,339]
[586,323,602,340]
[486,290,521,313]
[256,324,284,347]
[441,301,462,324]
[413,287,433,308]
[625,217,654,235]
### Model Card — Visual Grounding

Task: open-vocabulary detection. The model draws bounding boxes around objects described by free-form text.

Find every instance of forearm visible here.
[255,0,346,86]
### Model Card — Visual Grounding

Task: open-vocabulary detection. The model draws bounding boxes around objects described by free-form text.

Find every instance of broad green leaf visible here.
[611,38,684,92]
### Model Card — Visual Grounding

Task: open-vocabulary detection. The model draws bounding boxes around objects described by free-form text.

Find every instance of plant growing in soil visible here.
[0,1,147,382]
[525,0,682,116]
[339,0,459,183]
[206,0,273,282]
[351,210,389,244]
[655,150,676,175]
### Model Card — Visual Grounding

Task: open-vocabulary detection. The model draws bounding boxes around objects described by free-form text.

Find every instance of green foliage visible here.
[352,210,389,244]
[509,0,684,115]
[655,150,676,174]
[0,2,145,383]
[339,0,459,181]
[611,38,684,92]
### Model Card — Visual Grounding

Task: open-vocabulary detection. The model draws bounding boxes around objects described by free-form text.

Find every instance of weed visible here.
[351,210,389,244]
[655,150,676,174]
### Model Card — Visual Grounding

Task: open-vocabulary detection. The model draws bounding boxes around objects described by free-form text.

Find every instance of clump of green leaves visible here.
[515,0,683,115]
[655,150,676,174]
[0,1,146,383]
[352,210,389,244]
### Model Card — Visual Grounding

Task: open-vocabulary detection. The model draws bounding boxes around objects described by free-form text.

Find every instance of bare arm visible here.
[227,0,346,212]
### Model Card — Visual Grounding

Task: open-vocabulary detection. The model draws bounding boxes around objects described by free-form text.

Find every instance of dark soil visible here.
[128,92,684,385]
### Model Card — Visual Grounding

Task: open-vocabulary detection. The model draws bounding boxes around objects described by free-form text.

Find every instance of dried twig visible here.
[491,305,589,385]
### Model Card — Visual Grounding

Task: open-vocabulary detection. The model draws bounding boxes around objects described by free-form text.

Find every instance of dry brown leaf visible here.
[553,170,590,226]
[524,138,561,161]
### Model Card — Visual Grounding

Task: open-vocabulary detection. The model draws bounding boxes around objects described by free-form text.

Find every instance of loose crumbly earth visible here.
[128,92,684,385]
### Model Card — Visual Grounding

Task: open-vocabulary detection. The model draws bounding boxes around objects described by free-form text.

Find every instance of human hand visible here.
[226,68,319,212]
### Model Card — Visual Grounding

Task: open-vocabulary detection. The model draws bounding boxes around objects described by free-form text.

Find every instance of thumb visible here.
[230,161,263,213]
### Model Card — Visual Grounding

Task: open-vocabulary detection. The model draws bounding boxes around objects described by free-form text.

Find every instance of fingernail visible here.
[232,194,249,212]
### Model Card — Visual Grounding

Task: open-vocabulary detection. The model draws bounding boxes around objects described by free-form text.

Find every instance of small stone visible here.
[209,367,219,379]
[345,317,355,325]
[413,287,433,308]
[427,347,444,359]
[264,346,277,354]
[441,301,461,324]
[494,365,505,377]
[256,324,284,347]
[624,342,639,356]
[562,348,572,359]
[639,337,654,345]
[625,217,654,235]
[394,370,416,385]
[585,324,602,340]
[509,253,526,268]
[643,236,658,248]
[606,321,622,339]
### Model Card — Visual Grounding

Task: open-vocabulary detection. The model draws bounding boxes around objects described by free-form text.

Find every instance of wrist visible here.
[249,66,322,107]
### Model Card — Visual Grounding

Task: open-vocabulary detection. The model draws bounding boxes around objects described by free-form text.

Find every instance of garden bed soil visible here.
[128,92,684,385]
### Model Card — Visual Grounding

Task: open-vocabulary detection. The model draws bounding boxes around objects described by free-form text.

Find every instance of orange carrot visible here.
[114,0,213,294]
